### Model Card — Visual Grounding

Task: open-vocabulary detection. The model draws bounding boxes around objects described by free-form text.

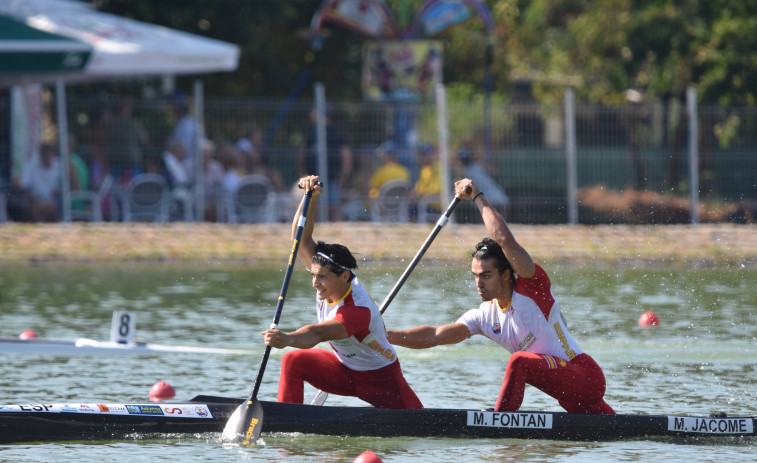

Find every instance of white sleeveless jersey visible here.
[315,276,398,371]
[457,264,583,361]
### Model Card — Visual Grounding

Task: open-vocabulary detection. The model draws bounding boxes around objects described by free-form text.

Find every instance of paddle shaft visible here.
[378,196,462,313]
[222,183,322,444]
[248,189,315,401]
[309,195,463,406]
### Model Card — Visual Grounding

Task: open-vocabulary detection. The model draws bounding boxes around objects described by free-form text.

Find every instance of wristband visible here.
[472,191,484,202]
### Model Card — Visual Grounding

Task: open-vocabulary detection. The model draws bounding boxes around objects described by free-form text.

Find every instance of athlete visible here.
[387,178,615,414]
[261,175,423,409]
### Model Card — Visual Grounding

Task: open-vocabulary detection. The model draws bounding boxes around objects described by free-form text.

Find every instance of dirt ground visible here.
[1,222,755,268]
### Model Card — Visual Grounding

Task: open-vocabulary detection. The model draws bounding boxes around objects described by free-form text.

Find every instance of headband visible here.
[316,252,352,273]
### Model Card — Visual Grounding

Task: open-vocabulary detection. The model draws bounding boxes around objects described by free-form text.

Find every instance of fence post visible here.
[193,79,205,222]
[314,82,329,221]
[435,83,452,216]
[687,86,699,225]
[565,87,578,225]
[56,79,71,223]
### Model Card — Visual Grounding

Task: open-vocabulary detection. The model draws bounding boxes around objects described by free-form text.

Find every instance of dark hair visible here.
[313,241,357,281]
[471,237,516,286]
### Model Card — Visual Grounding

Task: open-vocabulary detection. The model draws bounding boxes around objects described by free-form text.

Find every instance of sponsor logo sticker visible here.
[667,416,754,434]
[0,402,212,418]
[467,411,553,429]
[0,403,136,415]
[97,404,128,415]
[126,405,164,416]
[158,405,212,418]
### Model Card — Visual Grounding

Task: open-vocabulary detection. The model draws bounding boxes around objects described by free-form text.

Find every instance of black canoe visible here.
[0,395,754,444]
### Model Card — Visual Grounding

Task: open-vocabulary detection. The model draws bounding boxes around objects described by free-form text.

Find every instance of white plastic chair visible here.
[69,174,114,222]
[169,187,193,222]
[371,179,412,222]
[417,194,442,223]
[122,173,170,223]
[227,174,277,223]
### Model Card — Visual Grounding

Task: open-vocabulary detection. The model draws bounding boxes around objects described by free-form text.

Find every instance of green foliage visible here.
[413,82,515,150]
[87,0,757,106]
[505,0,757,105]
[94,0,317,97]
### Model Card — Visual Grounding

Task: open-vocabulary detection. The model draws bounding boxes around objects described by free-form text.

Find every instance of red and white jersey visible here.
[457,264,583,361]
[315,276,397,371]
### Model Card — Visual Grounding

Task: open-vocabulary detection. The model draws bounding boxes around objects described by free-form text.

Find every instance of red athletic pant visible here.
[278,348,423,409]
[496,352,615,414]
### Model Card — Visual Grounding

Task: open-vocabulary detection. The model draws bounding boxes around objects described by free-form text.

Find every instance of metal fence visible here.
[5,84,757,224]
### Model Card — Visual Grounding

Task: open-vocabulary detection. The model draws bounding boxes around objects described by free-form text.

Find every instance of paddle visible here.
[308,194,465,406]
[221,183,319,445]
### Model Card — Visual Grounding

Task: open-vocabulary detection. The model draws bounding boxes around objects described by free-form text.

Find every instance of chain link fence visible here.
[5,86,757,224]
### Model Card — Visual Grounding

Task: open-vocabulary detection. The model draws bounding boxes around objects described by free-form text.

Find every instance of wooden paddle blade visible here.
[221,399,264,445]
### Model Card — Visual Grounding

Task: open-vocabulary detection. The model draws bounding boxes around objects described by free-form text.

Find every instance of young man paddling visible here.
[387,178,615,415]
[261,175,423,409]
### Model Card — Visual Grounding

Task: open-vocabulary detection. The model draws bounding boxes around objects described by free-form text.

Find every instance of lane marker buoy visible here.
[149,380,176,402]
[638,310,660,327]
[353,450,383,463]
[19,330,38,339]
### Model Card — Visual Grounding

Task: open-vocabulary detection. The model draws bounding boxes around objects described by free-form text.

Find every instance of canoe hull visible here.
[0,396,754,443]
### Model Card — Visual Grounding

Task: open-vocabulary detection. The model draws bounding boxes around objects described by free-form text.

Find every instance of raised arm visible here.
[387,323,471,349]
[291,175,323,267]
[454,178,536,279]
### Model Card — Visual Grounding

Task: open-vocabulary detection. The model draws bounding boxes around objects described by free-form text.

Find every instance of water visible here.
[1,262,756,462]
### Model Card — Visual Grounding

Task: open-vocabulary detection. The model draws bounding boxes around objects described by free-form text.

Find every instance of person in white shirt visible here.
[162,139,190,189]
[168,91,201,183]
[388,178,614,415]
[261,175,423,409]
[19,144,62,222]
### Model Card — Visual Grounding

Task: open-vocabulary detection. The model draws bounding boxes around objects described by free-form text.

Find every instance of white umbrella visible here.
[0,0,239,85]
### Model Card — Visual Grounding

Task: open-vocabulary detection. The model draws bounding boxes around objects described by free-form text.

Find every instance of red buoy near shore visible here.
[18,330,38,339]
[639,310,660,327]
[353,450,383,463]
[149,380,176,402]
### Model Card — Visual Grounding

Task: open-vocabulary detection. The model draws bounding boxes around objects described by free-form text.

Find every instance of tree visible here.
[88,0,757,106]
[505,0,757,105]
[92,0,335,97]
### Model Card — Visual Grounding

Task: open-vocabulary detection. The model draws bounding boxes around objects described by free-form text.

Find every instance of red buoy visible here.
[18,330,38,339]
[149,380,176,402]
[638,310,660,327]
[353,451,383,463]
